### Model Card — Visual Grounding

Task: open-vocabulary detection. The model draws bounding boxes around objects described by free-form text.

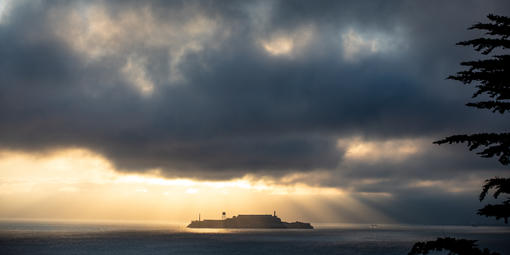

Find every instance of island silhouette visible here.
[187,211,313,229]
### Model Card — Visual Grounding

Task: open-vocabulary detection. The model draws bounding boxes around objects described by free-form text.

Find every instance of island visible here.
[187,212,313,229]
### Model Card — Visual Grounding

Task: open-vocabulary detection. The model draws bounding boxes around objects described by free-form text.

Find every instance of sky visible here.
[0,0,509,225]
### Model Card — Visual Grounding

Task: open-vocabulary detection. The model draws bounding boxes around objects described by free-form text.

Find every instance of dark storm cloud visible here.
[0,0,509,191]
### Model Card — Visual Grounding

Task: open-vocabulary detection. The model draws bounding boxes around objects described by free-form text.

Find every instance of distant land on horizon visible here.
[187,212,313,229]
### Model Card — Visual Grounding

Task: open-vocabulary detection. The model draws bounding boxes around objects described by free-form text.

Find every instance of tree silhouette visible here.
[434,14,510,224]
[409,14,509,255]
[409,238,500,255]
[477,177,510,223]
[435,14,510,165]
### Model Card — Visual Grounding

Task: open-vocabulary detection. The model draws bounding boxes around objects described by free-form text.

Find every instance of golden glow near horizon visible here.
[0,148,392,224]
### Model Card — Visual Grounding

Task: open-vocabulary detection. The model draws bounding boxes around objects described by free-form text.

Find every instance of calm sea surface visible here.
[0,220,508,255]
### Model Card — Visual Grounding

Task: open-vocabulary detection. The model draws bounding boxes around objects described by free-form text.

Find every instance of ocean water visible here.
[0,221,508,255]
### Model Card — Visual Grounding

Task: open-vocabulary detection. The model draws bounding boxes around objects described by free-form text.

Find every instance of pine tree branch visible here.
[457,38,510,54]
[461,55,510,72]
[477,200,510,224]
[466,101,510,113]
[486,14,510,27]
[448,70,510,85]
[408,237,500,255]
[434,133,510,165]
[469,23,510,39]
[479,177,510,200]
[447,54,510,110]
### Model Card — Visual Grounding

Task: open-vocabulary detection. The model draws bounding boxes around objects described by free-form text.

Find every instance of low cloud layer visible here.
[0,0,509,224]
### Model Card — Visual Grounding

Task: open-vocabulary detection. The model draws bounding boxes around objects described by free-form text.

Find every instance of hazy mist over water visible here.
[0,220,509,255]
